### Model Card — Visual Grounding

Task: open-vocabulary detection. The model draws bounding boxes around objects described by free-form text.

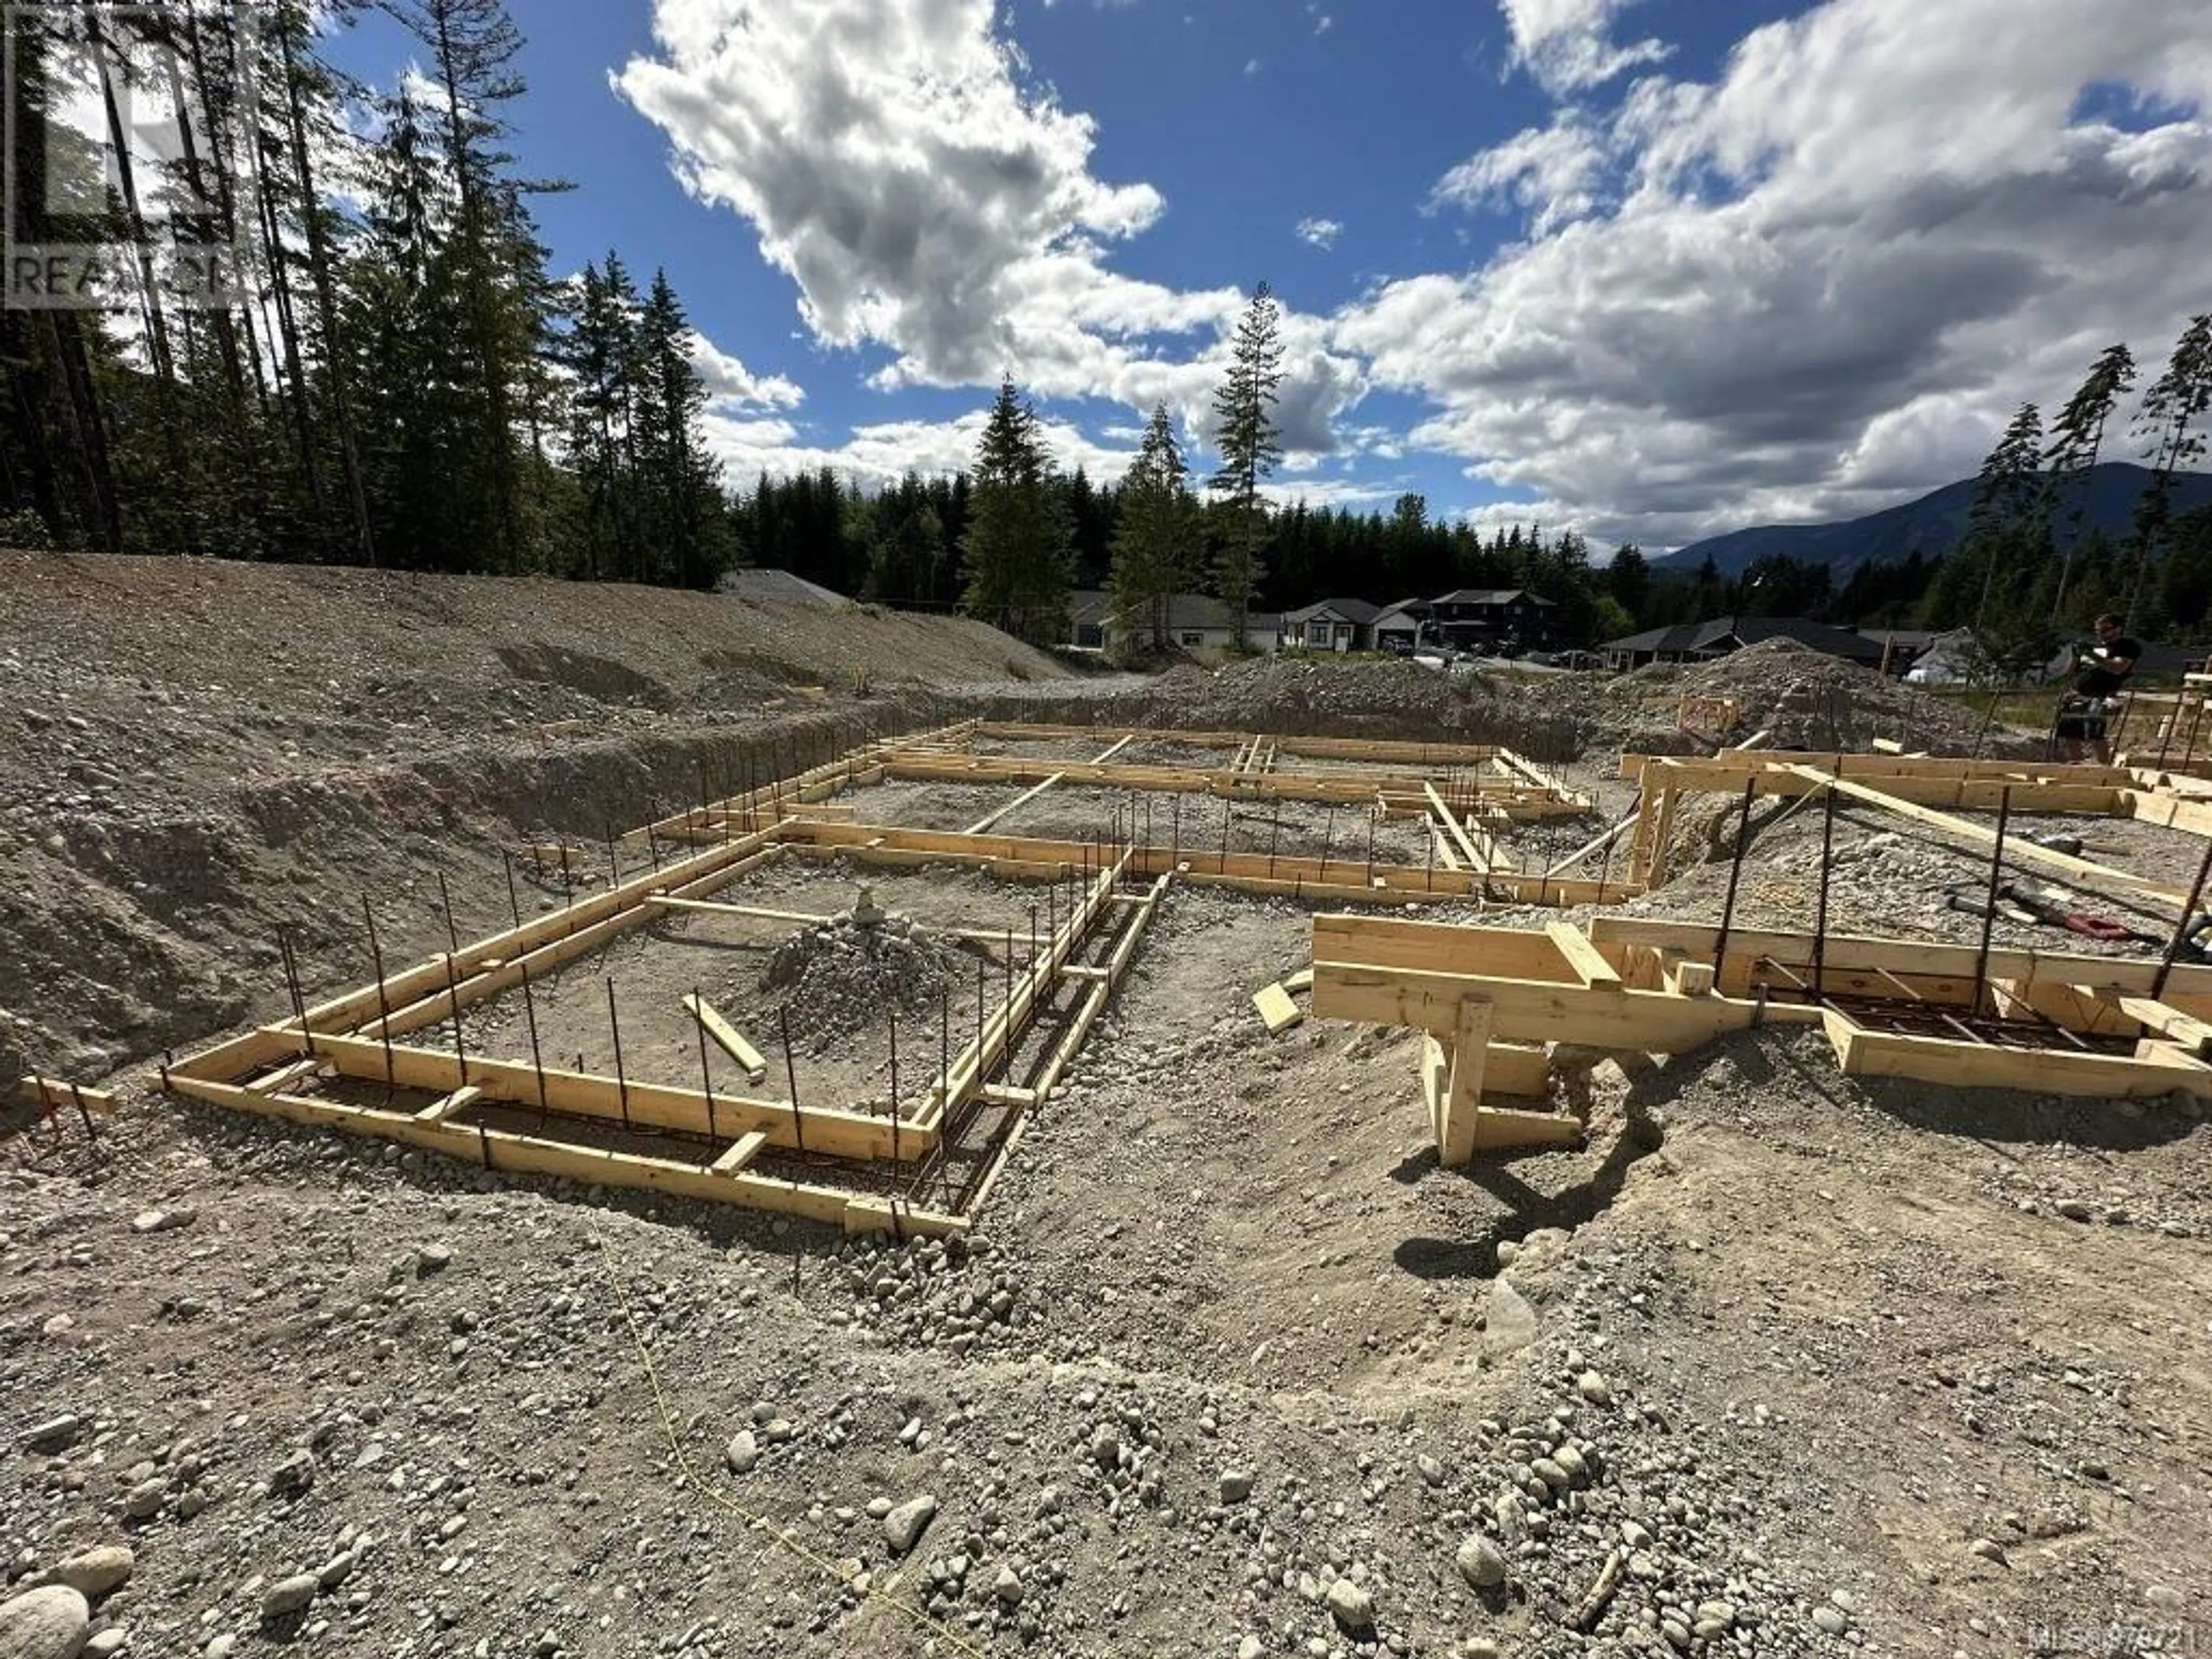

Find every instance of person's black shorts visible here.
[2055,700,2105,740]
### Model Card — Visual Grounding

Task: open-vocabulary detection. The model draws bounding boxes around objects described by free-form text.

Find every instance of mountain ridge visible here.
[1662,463,2212,577]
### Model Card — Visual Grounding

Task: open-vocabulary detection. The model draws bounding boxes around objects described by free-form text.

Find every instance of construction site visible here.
[3,553,2210,1659]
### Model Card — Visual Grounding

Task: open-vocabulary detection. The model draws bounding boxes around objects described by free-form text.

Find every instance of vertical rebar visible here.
[646,823,662,871]
[976,957,987,1076]
[437,869,463,958]
[441,947,468,1078]
[502,851,522,927]
[278,930,311,1057]
[1711,779,1757,987]
[1972,786,2012,1017]
[520,960,550,1124]
[779,1003,803,1152]
[70,1082,96,1142]
[605,823,621,888]
[1172,795,1181,866]
[1268,809,1279,880]
[1364,806,1376,885]
[607,979,631,1130]
[558,841,573,905]
[940,983,951,1120]
[1002,927,1014,1077]
[889,1007,901,1166]
[2153,832,2212,998]
[1220,795,1231,873]
[363,895,395,1093]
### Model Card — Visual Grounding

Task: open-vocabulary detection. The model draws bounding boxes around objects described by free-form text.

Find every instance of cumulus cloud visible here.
[1498,0,1670,97]
[687,331,804,411]
[698,408,1138,491]
[1347,0,2212,548]
[1295,217,1344,249]
[1430,113,1608,233]
[617,0,1364,451]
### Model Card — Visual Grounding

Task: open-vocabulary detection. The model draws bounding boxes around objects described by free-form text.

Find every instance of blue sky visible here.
[328,0,2212,551]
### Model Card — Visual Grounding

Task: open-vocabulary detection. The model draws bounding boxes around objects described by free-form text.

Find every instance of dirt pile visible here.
[762,891,967,1051]
[1586,638,2031,754]
[976,657,1586,758]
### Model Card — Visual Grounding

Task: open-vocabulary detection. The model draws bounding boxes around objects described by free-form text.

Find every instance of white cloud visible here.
[1430,113,1608,234]
[1295,216,1344,249]
[1498,0,1670,97]
[687,331,804,411]
[700,408,1139,491]
[618,0,1367,452]
[1344,0,2212,548]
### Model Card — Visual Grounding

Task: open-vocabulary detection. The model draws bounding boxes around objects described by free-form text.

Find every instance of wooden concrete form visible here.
[1618,749,2212,893]
[154,715,1615,1228]
[1315,911,2212,1149]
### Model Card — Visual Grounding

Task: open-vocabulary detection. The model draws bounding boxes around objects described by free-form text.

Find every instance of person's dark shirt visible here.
[2075,635,2142,698]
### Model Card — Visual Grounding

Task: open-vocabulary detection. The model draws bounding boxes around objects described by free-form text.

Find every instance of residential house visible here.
[1068,590,1283,656]
[1600,615,1888,672]
[1372,600,1428,653]
[1283,598,1382,652]
[1427,589,1559,650]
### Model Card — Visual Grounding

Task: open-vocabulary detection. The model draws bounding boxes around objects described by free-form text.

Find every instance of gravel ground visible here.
[6,557,2211,1659]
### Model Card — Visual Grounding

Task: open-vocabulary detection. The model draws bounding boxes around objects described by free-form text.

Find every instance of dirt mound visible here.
[976,657,1586,758]
[1509,639,2039,756]
[762,892,967,1052]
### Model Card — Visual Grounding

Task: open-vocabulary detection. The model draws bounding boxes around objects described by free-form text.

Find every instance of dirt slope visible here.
[0,552,1070,1085]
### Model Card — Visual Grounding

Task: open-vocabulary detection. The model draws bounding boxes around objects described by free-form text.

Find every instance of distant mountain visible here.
[1663,463,2212,577]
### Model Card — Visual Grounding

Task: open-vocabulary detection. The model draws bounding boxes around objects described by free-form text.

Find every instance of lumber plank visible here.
[1438,998,1494,1166]
[1253,982,1305,1035]
[710,1130,770,1175]
[299,1032,911,1160]
[683,994,770,1083]
[1313,960,1824,1048]
[964,771,1067,836]
[1468,1104,1586,1153]
[1425,782,1491,872]
[415,1085,482,1124]
[1285,967,1315,993]
[16,1076,116,1113]
[1547,923,1622,988]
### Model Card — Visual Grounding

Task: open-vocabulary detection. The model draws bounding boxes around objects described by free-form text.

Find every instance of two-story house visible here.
[1426,589,1558,651]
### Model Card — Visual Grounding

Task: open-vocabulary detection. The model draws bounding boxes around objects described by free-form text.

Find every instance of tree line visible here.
[2,0,730,584]
[8,4,2206,662]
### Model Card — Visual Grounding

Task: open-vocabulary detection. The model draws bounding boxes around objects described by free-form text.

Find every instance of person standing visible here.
[2055,613,2142,763]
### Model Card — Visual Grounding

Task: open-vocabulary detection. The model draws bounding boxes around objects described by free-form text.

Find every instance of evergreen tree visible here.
[2128,314,2212,618]
[1965,402,2047,628]
[1606,544,1650,619]
[2041,343,2134,617]
[1207,282,1285,647]
[961,380,1070,644]
[1107,404,1196,654]
[635,268,728,588]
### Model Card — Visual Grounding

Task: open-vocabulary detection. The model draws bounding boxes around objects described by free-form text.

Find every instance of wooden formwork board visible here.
[1315,911,2212,1128]
[770,818,1641,908]
[974,721,1524,769]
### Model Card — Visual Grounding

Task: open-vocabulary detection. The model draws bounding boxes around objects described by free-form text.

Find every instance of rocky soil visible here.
[5,555,2210,1659]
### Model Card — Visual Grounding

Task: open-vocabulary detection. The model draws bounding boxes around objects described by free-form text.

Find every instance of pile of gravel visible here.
[762,889,965,1051]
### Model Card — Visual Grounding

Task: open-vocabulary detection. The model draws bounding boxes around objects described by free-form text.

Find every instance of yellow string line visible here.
[597,1232,990,1659]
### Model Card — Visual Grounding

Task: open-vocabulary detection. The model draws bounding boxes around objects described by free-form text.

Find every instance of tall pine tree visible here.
[1107,404,1196,654]
[961,379,1070,645]
[1207,282,1285,648]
